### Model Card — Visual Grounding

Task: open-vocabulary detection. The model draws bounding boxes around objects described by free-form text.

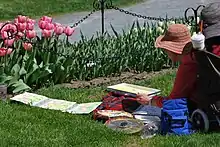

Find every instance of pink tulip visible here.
[1,25,9,32]
[27,18,35,24]
[45,23,54,30]
[54,26,64,35]
[17,23,27,32]
[14,18,19,23]
[0,23,3,33]
[54,23,61,27]
[0,27,7,35]
[38,20,47,30]
[42,29,52,38]
[0,47,13,56]
[26,23,34,30]
[14,22,18,27]
[1,31,11,39]
[41,16,52,23]
[18,15,27,23]
[64,26,75,36]
[1,24,17,40]
[4,39,15,47]
[26,30,36,39]
[16,32,24,40]
[2,24,10,31]
[9,24,17,32]
[1,24,16,33]
[23,42,32,51]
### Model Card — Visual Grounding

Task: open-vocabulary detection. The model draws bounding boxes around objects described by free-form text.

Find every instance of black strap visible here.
[206,56,220,76]
[198,49,220,77]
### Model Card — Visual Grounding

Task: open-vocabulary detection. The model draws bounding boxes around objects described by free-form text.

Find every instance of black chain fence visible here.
[71,9,97,28]
[110,5,177,22]
[41,3,194,61]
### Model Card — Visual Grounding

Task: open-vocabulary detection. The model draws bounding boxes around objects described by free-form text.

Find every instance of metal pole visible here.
[184,5,205,33]
[100,0,105,34]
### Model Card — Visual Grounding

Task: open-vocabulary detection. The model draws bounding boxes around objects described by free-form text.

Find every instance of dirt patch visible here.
[59,68,176,89]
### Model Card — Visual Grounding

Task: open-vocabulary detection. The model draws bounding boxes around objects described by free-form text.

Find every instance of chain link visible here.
[71,9,96,28]
[110,5,177,22]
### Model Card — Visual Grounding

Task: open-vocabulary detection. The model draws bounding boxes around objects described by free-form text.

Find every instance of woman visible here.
[195,2,220,108]
[137,24,198,108]
[201,2,220,57]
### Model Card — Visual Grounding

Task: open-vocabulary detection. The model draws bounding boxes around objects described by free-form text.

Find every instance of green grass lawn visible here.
[1,70,220,147]
[0,0,143,20]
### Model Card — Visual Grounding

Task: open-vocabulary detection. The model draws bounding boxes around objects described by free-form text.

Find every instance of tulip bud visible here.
[0,47,13,56]
[17,15,27,23]
[64,26,75,36]
[54,26,64,35]
[4,39,15,47]
[26,30,37,39]
[26,23,34,30]
[42,29,52,38]
[23,42,32,51]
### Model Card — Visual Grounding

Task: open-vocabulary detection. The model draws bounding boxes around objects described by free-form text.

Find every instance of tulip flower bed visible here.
[0,15,189,94]
[0,15,76,93]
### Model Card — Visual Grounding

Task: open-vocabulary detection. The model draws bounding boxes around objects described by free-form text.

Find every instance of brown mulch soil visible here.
[2,68,176,99]
[59,68,176,89]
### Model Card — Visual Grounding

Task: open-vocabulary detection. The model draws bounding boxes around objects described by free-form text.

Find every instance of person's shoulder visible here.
[181,53,197,65]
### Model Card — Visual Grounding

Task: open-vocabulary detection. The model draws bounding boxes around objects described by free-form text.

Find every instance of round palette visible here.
[105,117,144,134]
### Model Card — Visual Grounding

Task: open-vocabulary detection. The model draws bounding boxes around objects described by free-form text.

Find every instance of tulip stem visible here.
[66,36,69,45]
[0,57,3,68]
[54,36,58,52]
[4,49,8,70]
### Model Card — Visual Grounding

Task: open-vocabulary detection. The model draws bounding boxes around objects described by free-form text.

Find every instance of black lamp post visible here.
[93,0,113,35]
[184,5,205,33]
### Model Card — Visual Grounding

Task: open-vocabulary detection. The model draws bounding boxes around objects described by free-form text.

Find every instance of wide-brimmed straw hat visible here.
[201,2,220,39]
[155,24,191,54]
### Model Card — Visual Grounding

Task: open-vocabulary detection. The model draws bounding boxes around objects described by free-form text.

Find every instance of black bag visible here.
[195,37,220,113]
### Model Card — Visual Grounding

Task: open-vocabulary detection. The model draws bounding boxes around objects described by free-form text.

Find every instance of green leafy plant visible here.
[0,16,194,94]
